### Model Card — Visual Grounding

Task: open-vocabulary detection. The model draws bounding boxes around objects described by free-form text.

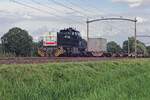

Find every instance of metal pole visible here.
[135,17,137,58]
[87,19,89,51]
[128,37,130,57]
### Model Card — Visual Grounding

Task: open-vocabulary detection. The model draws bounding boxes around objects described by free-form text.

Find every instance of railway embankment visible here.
[0,59,150,100]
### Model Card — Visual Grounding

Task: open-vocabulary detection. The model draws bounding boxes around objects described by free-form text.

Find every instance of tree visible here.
[123,37,148,56]
[107,41,122,54]
[146,46,150,56]
[31,40,43,57]
[122,37,134,53]
[1,27,33,57]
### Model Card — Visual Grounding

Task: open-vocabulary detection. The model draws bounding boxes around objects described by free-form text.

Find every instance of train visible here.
[38,28,90,57]
[37,27,147,58]
[37,28,133,57]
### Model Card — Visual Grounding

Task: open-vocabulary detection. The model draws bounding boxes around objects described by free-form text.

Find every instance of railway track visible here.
[0,57,126,64]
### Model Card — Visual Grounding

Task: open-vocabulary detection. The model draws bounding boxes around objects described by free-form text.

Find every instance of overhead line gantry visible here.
[86,17,137,58]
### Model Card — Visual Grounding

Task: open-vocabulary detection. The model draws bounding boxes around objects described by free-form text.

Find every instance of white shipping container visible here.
[88,38,107,52]
[43,32,57,47]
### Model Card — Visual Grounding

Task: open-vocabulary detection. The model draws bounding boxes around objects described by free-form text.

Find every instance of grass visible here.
[0,59,150,100]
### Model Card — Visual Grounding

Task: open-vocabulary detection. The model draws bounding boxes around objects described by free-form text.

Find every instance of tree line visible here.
[107,37,150,56]
[1,27,150,57]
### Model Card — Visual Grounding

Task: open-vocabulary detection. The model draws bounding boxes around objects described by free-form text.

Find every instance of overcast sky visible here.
[0,0,150,45]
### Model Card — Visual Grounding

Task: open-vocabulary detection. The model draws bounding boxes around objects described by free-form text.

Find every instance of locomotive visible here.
[38,28,87,57]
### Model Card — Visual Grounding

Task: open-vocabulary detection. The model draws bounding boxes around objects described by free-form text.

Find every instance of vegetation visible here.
[31,41,43,57]
[146,46,150,56]
[1,27,33,57]
[0,27,150,57]
[107,37,148,56]
[1,59,150,100]
[107,41,122,53]
[123,37,148,55]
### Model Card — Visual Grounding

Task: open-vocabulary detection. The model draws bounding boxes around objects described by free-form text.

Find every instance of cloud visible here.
[136,17,147,23]
[0,0,103,38]
[112,0,150,8]
[0,0,150,44]
[22,14,32,19]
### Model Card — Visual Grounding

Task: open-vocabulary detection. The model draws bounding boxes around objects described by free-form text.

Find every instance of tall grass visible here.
[0,59,150,100]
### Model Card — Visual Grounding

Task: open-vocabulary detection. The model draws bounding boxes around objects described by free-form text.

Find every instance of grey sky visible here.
[0,0,150,45]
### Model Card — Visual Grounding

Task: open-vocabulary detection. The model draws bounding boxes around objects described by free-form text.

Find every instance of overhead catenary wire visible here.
[10,0,60,17]
[31,0,65,13]
[10,0,84,24]
[64,1,103,19]
[48,0,89,17]
[31,0,85,20]
[137,35,150,37]
[63,0,92,14]
[30,0,85,24]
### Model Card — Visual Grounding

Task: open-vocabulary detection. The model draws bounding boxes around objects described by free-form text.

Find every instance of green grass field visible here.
[0,59,150,100]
